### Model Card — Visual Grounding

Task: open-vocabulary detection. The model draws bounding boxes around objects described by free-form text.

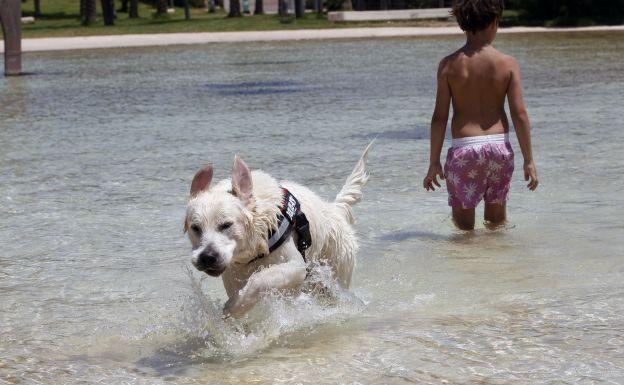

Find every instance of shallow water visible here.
[1,32,624,384]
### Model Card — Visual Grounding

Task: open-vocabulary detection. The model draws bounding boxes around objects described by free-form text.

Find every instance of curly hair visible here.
[451,0,505,33]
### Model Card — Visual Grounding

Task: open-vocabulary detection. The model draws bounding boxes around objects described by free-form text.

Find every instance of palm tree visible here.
[129,0,139,17]
[254,0,263,14]
[207,0,216,13]
[229,0,241,16]
[155,0,168,15]
[118,0,128,12]
[83,0,97,24]
[101,0,115,25]
[294,0,303,17]
[33,0,41,17]
[183,0,191,19]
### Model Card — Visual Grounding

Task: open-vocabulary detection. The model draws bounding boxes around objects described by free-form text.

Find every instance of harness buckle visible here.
[294,212,311,252]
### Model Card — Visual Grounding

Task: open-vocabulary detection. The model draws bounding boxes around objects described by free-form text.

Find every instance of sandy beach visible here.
[2,25,624,52]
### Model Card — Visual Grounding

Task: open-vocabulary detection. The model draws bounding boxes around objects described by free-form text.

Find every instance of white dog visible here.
[184,143,372,318]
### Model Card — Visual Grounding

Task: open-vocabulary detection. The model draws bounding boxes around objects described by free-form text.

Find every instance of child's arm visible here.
[423,59,451,191]
[507,59,539,191]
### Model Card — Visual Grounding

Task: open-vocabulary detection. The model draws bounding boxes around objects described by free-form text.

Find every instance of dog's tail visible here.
[334,140,374,224]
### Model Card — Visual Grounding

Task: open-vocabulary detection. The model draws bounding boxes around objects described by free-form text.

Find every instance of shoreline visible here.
[2,25,624,53]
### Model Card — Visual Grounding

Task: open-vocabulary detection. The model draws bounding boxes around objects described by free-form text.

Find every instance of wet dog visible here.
[184,143,372,318]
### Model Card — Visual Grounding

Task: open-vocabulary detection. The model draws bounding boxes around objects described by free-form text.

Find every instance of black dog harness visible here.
[249,187,312,264]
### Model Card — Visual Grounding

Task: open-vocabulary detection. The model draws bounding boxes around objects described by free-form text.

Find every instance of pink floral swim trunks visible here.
[444,134,514,209]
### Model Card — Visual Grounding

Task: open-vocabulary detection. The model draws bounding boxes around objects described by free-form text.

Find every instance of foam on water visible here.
[134,265,366,363]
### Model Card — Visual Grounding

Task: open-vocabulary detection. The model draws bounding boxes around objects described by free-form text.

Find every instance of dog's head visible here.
[184,156,259,276]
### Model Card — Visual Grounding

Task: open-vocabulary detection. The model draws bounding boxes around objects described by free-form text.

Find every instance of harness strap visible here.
[249,187,312,265]
[293,211,311,259]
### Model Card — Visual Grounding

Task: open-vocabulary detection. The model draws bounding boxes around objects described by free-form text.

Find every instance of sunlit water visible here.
[1,32,623,384]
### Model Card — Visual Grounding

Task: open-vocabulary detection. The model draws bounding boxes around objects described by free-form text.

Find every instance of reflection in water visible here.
[0,76,28,120]
[378,230,447,242]
[226,60,307,66]
[204,80,305,95]
[205,81,300,88]
[214,88,302,96]
[1,32,623,384]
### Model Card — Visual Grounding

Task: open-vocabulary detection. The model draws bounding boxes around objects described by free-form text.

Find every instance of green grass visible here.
[15,0,455,38]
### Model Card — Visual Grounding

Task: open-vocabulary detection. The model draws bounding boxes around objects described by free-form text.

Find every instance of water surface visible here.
[1,32,624,384]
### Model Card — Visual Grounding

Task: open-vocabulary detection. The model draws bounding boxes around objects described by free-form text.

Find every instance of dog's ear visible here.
[190,164,214,197]
[231,155,253,207]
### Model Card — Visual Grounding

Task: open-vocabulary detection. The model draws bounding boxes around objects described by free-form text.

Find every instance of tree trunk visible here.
[84,0,97,24]
[119,0,128,12]
[278,0,295,20]
[101,0,115,24]
[228,0,241,16]
[207,0,216,13]
[254,0,263,14]
[33,0,41,17]
[1,0,22,76]
[294,0,304,18]
[80,0,86,17]
[183,0,191,19]
[129,0,139,18]
[155,0,168,14]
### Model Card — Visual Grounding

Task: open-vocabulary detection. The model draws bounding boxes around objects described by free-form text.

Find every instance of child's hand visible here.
[423,163,445,191]
[524,160,539,191]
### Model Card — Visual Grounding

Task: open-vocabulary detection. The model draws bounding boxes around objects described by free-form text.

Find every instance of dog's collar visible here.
[248,187,311,265]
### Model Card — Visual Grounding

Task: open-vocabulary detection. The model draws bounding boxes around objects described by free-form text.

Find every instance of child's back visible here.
[423,0,538,231]
[443,46,513,139]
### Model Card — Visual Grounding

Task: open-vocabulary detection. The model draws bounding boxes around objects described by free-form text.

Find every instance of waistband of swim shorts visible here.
[451,133,510,148]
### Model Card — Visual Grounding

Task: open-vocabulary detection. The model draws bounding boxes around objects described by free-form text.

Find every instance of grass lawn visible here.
[14,0,456,38]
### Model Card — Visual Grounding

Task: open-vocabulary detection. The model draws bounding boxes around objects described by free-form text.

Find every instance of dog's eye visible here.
[218,222,233,232]
[190,224,202,235]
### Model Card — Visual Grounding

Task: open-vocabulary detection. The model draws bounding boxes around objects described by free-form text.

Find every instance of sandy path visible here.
[2,25,624,53]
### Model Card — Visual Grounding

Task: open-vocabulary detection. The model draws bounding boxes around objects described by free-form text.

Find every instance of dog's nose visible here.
[196,250,219,270]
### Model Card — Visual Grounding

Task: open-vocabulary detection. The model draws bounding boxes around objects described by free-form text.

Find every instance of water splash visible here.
[150,265,366,361]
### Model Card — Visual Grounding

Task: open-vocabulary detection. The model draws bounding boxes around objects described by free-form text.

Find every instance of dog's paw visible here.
[223,296,247,319]
[223,296,236,318]
[223,286,259,318]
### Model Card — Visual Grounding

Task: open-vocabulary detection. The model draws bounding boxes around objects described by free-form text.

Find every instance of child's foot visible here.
[483,220,515,231]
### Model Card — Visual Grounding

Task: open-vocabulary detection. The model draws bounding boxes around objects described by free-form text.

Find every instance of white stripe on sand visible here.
[3,25,624,53]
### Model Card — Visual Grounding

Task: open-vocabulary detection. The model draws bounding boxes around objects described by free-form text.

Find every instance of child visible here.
[423,0,538,230]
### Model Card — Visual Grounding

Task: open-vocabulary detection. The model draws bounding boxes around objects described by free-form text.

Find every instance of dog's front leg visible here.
[224,241,306,318]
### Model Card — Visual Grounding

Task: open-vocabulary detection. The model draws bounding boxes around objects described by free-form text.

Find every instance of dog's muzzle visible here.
[193,246,226,276]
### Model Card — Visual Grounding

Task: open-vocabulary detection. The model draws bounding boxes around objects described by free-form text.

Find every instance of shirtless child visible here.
[423,0,538,230]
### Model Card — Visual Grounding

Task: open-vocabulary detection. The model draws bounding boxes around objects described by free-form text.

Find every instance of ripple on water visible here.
[2,33,624,384]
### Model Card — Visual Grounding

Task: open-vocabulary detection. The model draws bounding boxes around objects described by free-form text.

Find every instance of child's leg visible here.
[445,145,484,231]
[484,203,506,229]
[452,206,475,231]
[483,141,514,229]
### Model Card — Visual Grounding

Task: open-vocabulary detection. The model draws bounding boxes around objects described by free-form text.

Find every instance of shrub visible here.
[173,0,207,8]
[506,0,624,26]
[324,0,344,10]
